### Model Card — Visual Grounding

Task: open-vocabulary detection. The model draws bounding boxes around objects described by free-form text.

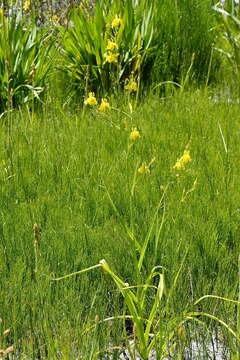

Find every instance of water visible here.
[105,335,232,359]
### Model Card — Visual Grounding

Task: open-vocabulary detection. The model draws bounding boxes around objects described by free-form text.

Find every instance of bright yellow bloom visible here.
[173,149,192,170]
[104,52,119,63]
[129,127,141,141]
[23,0,31,11]
[181,150,192,164]
[99,99,111,112]
[111,15,122,28]
[173,159,185,171]
[106,41,118,51]
[84,92,97,106]
[138,162,150,175]
[125,80,138,92]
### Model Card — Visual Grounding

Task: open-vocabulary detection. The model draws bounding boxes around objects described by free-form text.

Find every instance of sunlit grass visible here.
[0,89,240,357]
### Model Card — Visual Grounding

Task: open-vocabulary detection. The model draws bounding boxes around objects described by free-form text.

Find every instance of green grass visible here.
[0,89,240,358]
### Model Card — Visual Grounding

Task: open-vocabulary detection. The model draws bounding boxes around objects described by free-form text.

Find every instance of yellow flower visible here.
[173,159,185,171]
[84,92,97,106]
[181,150,192,164]
[125,80,138,92]
[23,0,31,11]
[99,99,111,112]
[129,127,141,141]
[138,162,150,175]
[173,149,192,170]
[106,41,118,51]
[111,15,122,28]
[104,52,119,63]
[51,15,60,23]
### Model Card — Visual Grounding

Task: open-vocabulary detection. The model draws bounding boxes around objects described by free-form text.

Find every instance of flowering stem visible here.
[51,264,102,281]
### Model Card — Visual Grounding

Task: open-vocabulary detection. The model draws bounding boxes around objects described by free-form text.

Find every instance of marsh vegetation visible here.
[1,1,240,359]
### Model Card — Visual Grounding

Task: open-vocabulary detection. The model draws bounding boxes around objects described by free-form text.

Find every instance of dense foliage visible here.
[1,0,239,110]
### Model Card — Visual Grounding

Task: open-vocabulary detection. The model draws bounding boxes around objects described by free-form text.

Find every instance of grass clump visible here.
[0,10,55,112]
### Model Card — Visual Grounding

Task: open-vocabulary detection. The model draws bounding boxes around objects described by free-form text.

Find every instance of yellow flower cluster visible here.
[173,149,192,170]
[107,41,118,51]
[111,15,122,28]
[84,93,110,112]
[51,15,60,23]
[129,127,141,141]
[125,79,138,92]
[104,15,122,64]
[84,92,97,106]
[104,52,119,63]
[99,99,111,112]
[138,162,150,175]
[23,0,30,11]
